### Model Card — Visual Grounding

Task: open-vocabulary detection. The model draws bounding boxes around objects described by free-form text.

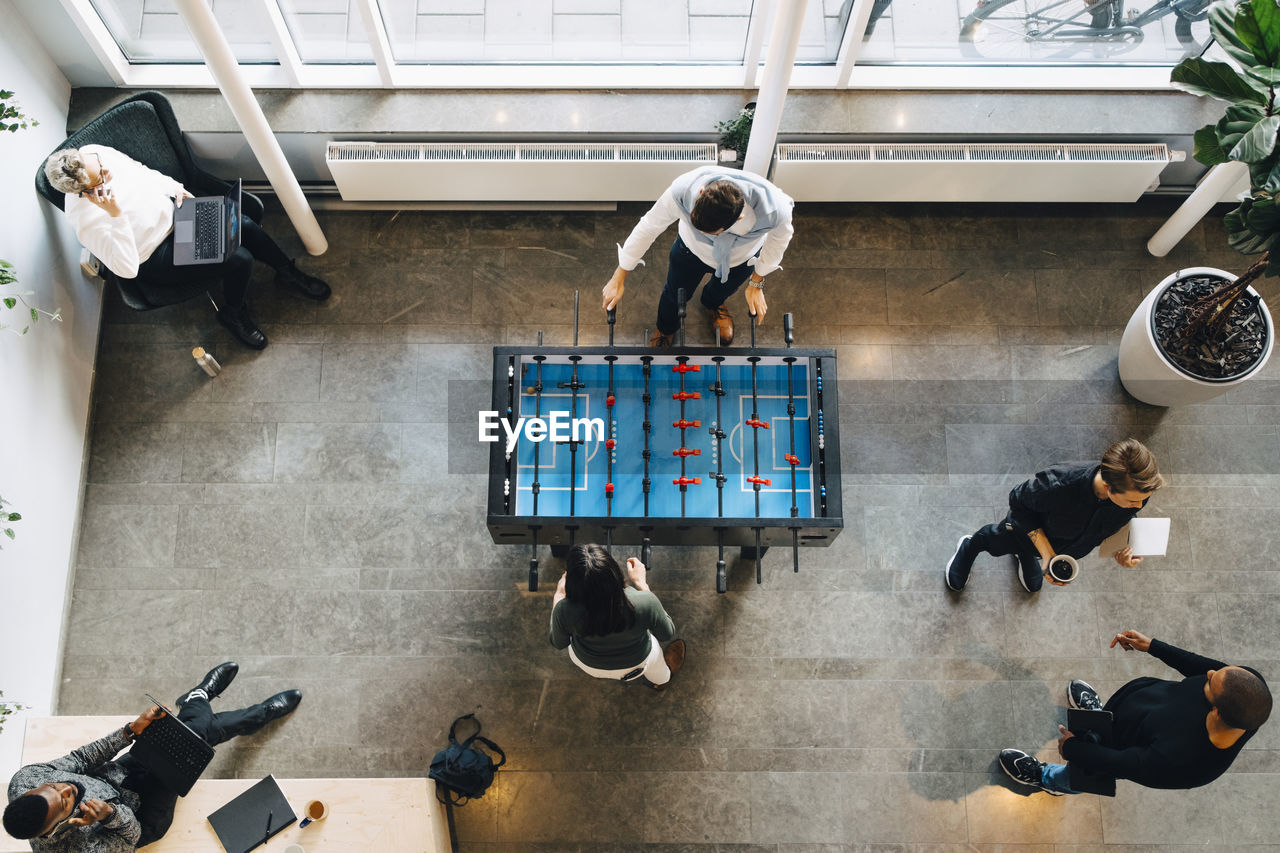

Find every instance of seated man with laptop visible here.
[3,662,300,851]
[43,146,331,350]
[998,630,1271,796]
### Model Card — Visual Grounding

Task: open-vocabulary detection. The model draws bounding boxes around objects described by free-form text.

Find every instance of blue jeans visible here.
[1041,762,1081,795]
[655,236,756,334]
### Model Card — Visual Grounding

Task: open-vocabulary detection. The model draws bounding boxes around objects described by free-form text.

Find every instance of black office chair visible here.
[33,90,265,311]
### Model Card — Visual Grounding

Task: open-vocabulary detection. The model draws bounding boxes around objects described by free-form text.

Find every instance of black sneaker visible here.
[1014,553,1042,593]
[1067,679,1103,711]
[217,305,268,350]
[998,749,1061,795]
[945,535,975,591]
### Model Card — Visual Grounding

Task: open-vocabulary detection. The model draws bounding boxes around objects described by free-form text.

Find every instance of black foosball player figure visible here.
[944,438,1165,594]
[600,166,795,348]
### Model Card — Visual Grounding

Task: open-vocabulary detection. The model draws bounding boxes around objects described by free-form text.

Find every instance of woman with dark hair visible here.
[549,544,685,690]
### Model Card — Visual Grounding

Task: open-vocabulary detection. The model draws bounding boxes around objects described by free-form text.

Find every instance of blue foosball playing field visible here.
[487,342,843,592]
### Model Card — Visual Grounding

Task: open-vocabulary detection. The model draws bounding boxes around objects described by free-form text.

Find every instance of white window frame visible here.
[59,0,1180,92]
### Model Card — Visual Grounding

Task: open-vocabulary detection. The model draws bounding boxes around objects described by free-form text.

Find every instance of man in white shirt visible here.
[602,166,795,347]
[44,146,330,350]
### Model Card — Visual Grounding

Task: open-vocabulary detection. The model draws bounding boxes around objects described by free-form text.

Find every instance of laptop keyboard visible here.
[142,715,211,777]
[192,200,223,260]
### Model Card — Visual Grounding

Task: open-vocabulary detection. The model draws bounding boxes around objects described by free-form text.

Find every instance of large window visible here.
[277,0,374,63]
[378,0,759,64]
[857,0,1211,64]
[89,0,278,63]
[72,0,1210,86]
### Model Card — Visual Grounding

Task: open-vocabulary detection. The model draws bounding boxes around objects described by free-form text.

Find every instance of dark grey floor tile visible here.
[945,423,1086,475]
[87,422,186,484]
[75,502,180,569]
[181,422,276,483]
[319,341,419,402]
[887,268,1039,327]
[273,422,401,482]
[207,343,323,403]
[174,503,308,569]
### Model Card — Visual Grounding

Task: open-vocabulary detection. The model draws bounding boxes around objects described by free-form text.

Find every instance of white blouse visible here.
[63,144,186,279]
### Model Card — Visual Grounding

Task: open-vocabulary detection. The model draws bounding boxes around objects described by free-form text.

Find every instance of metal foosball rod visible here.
[641,354,653,518]
[747,313,768,584]
[677,287,687,347]
[558,291,586,517]
[529,330,547,591]
[783,313,800,574]
[604,307,618,545]
[672,355,702,518]
[710,342,728,594]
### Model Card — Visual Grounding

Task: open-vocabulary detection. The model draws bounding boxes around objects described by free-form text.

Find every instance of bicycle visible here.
[959,0,1211,60]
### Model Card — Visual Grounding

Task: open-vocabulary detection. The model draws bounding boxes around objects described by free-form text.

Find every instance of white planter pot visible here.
[1119,266,1274,407]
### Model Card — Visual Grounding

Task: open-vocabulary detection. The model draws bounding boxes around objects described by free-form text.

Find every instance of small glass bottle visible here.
[192,346,221,377]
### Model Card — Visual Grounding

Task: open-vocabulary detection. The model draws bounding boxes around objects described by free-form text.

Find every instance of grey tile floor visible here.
[65,199,1280,851]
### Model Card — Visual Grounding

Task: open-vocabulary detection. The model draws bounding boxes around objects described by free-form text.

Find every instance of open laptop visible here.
[173,179,242,266]
[128,694,215,797]
[1066,707,1117,796]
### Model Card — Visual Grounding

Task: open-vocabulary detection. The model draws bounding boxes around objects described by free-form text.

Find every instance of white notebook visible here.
[1098,517,1171,558]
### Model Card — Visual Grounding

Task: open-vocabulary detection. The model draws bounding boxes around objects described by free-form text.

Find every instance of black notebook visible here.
[207,775,296,853]
[1066,708,1118,797]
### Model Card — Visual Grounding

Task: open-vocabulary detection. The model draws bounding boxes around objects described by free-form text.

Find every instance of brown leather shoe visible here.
[651,639,686,690]
[707,304,734,346]
[649,329,674,348]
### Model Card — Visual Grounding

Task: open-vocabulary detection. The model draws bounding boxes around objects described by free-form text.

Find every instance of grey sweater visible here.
[7,728,142,853]
[550,588,677,669]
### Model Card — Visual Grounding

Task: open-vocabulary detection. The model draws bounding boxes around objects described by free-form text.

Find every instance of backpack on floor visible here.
[428,714,507,806]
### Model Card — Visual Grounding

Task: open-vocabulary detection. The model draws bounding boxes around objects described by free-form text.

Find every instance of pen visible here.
[264,810,272,846]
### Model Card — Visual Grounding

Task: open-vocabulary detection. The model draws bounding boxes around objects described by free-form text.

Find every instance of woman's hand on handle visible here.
[626,557,649,591]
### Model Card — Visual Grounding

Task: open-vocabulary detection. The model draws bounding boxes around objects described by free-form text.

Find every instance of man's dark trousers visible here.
[971,517,1044,592]
[118,696,270,847]
[655,236,756,335]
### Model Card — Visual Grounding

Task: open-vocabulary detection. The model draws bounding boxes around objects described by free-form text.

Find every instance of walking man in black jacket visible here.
[945,438,1164,593]
[999,629,1271,795]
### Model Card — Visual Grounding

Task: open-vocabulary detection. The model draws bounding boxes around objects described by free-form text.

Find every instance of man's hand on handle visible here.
[602,268,627,312]
[744,279,767,324]
[1110,629,1152,653]
[130,705,164,737]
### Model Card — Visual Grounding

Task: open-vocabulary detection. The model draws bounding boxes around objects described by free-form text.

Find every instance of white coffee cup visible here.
[283,845,305,853]
[1046,554,1079,585]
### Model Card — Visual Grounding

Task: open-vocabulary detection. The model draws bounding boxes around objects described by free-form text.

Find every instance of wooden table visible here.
[2,717,451,853]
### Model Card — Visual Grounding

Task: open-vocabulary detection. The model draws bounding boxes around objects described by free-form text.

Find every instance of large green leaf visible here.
[1231,114,1280,161]
[1195,124,1231,165]
[1171,58,1268,104]
[1246,0,1280,68]
[1236,2,1280,67]
[1226,203,1272,252]
[1246,194,1280,233]
[1212,0,1267,69]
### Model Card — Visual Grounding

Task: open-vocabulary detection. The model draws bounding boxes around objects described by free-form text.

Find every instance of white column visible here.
[743,0,809,178]
[1147,161,1248,257]
[173,0,328,255]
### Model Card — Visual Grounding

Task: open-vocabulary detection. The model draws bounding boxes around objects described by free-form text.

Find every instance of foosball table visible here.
[485,300,843,593]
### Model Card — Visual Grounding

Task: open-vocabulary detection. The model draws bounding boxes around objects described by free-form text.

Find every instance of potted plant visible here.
[715,101,756,166]
[1119,0,1278,406]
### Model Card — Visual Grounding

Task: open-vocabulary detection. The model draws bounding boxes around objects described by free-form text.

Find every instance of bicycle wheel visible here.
[960,0,1131,60]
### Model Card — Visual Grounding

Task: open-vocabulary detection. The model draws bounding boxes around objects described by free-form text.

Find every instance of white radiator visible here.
[772,143,1177,203]
[325,142,718,202]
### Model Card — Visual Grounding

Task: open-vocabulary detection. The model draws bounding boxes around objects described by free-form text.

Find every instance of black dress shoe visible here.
[260,689,303,722]
[217,305,268,350]
[177,661,239,707]
[276,261,331,301]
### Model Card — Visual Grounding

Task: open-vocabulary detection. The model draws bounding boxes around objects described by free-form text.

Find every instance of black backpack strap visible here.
[434,781,469,807]
[474,735,507,768]
[447,713,479,745]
